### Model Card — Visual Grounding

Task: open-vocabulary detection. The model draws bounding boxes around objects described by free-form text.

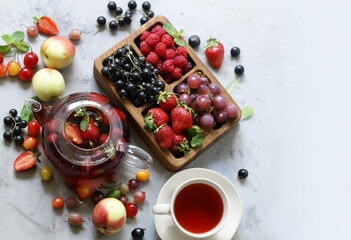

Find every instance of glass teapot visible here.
[25,92,152,187]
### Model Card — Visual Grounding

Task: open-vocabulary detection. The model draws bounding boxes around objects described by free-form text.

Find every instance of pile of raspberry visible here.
[139,24,191,84]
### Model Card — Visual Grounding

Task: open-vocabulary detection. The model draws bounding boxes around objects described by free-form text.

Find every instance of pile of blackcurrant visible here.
[140,1,155,25]
[101,45,165,107]
[3,109,27,145]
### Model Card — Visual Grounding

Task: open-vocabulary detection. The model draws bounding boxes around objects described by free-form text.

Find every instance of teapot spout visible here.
[24,98,48,125]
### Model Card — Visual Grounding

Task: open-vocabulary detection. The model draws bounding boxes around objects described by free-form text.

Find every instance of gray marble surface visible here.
[1,0,351,239]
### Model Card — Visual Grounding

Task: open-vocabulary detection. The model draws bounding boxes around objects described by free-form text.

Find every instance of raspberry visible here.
[140,31,151,42]
[140,41,153,55]
[163,75,173,84]
[163,59,175,73]
[171,67,182,80]
[146,52,159,66]
[145,33,160,47]
[151,25,167,37]
[183,63,190,74]
[156,60,164,74]
[154,42,167,57]
[164,49,176,60]
[175,46,188,58]
[161,34,173,47]
[171,40,177,50]
[174,55,187,69]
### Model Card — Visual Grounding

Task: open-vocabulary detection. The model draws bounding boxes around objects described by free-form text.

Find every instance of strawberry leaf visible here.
[0,45,11,56]
[191,134,203,148]
[11,31,24,43]
[1,34,13,44]
[174,38,185,47]
[163,23,177,38]
[144,112,157,131]
[242,106,254,119]
[80,115,89,132]
[186,125,203,138]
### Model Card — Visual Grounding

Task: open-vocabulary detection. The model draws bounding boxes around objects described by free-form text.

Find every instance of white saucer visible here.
[154,168,242,240]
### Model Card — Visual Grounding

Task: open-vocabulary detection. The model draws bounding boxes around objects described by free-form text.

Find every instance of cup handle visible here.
[152,204,170,215]
[117,142,153,169]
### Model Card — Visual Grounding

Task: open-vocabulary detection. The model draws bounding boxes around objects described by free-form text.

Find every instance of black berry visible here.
[109,21,118,31]
[234,65,245,75]
[188,35,201,48]
[238,169,249,179]
[140,17,149,25]
[128,1,137,10]
[13,126,22,136]
[230,47,240,57]
[118,17,126,26]
[146,11,154,18]
[19,120,27,128]
[132,228,145,240]
[3,130,12,141]
[97,16,106,26]
[3,116,14,126]
[142,1,151,10]
[119,89,128,99]
[101,66,109,77]
[9,109,17,117]
[107,1,117,10]
[14,135,24,145]
[115,7,123,15]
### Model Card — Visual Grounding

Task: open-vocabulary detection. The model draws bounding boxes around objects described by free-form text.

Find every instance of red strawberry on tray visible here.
[171,103,194,134]
[157,91,177,112]
[144,108,170,131]
[33,16,59,35]
[204,38,224,68]
[154,124,174,149]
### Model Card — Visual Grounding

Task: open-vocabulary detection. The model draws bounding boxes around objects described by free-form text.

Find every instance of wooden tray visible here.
[93,15,241,171]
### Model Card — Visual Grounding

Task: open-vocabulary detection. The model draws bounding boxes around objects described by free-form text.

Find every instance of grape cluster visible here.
[3,109,27,144]
[176,73,238,129]
[101,45,165,107]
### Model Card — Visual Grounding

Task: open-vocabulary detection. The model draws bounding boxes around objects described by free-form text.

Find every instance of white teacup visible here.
[152,178,229,239]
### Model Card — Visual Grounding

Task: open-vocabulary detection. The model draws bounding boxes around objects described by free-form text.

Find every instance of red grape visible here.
[213,95,227,109]
[125,203,138,218]
[27,26,38,37]
[214,110,228,123]
[91,190,105,204]
[118,196,128,205]
[197,85,210,95]
[187,74,201,89]
[24,52,39,68]
[200,76,209,85]
[69,29,82,40]
[196,95,212,110]
[190,93,199,102]
[18,67,33,81]
[176,83,190,94]
[179,94,191,105]
[128,179,139,190]
[208,83,221,95]
[225,104,238,118]
[134,191,146,204]
[200,113,215,129]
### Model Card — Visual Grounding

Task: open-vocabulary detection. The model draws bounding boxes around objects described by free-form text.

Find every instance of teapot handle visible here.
[24,98,43,113]
[116,142,153,169]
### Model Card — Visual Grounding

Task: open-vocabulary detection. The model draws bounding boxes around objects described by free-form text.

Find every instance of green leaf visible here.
[242,106,254,119]
[174,38,185,47]
[20,104,34,123]
[16,42,29,52]
[11,31,24,43]
[191,134,204,148]
[163,23,177,37]
[1,34,13,44]
[80,115,89,132]
[176,29,184,37]
[0,45,11,56]
[186,125,203,138]
[74,107,86,117]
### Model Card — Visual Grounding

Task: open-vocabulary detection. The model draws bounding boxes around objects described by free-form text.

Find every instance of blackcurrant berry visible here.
[19,120,27,128]
[151,86,159,95]
[128,1,137,10]
[122,72,130,81]
[108,63,117,73]
[123,63,132,72]
[109,21,118,30]
[114,58,123,67]
[125,14,132,24]
[13,126,22,136]
[3,116,14,126]
[103,56,114,66]
[142,68,151,81]
[14,135,24,145]
[146,11,154,18]
[126,83,137,93]
[3,130,12,141]
[230,47,240,57]
[152,68,159,75]
[131,228,145,240]
[118,17,126,26]
[188,35,201,48]
[142,1,151,10]
[133,98,142,107]
[138,56,146,64]
[140,17,149,25]
[116,48,124,58]
[9,109,17,117]
[125,10,133,16]
[101,66,110,77]
[145,82,153,92]
[97,16,106,26]
[131,71,142,82]
[147,95,156,102]
[115,80,125,90]
[119,88,128,99]
[107,1,117,10]
[234,65,245,75]
[238,169,249,179]
[155,80,165,90]
[111,71,122,81]
[144,62,153,69]
[137,91,147,102]
[187,60,194,70]
[115,7,123,15]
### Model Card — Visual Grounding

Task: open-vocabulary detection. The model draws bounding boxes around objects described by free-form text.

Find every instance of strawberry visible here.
[157,91,177,112]
[33,16,58,35]
[204,38,224,68]
[14,151,41,171]
[154,124,174,149]
[171,103,194,133]
[169,133,190,157]
[144,108,170,131]
[79,118,100,141]
[64,123,83,144]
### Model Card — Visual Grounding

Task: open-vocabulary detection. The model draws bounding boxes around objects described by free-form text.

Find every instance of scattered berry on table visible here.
[27,26,38,37]
[204,37,224,68]
[109,21,118,30]
[132,227,145,240]
[23,136,38,150]
[146,10,154,18]
[134,191,146,204]
[234,65,245,75]
[14,135,24,145]
[65,197,80,209]
[128,178,139,189]
[40,166,53,181]
[18,67,33,81]
[92,190,105,204]
[68,212,84,226]
[238,169,249,179]
[125,203,138,218]
[115,7,123,15]
[230,47,240,57]
[142,1,151,10]
[69,29,82,40]
[14,151,40,171]
[136,170,150,182]
[52,197,64,208]
[0,52,3,64]
[27,120,41,137]
[140,17,149,25]
[24,52,39,68]
[0,64,6,78]
[128,0,137,10]
[7,61,20,76]
[33,16,59,35]
[97,16,106,26]
[107,1,117,10]
[188,35,201,48]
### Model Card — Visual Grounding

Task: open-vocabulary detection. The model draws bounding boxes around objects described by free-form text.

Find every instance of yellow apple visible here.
[32,68,65,102]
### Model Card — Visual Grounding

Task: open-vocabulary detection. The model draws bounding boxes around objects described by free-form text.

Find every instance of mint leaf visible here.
[242,106,254,119]
[20,104,34,122]
[186,125,203,138]
[163,23,177,37]
[1,34,13,44]
[191,134,204,148]
[74,107,86,117]
[16,42,29,52]
[11,31,24,43]
[174,38,185,47]
[80,115,89,132]
[176,29,184,37]
[0,45,11,56]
